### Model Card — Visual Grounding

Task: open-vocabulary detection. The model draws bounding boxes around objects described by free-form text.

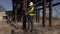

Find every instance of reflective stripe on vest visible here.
[28,7,35,16]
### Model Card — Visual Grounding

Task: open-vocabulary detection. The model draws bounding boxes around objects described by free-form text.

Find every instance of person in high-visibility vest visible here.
[27,2,35,32]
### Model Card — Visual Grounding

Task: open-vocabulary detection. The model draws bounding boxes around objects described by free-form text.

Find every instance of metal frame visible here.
[12,0,58,27]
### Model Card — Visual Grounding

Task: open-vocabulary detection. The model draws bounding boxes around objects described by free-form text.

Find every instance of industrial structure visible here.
[11,0,60,27]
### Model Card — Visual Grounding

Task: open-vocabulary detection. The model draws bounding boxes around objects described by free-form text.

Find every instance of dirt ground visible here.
[0,19,60,34]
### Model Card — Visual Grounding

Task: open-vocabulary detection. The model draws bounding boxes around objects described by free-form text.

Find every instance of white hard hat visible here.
[29,2,33,6]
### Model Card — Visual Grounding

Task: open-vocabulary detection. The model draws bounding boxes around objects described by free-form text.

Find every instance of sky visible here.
[0,0,60,11]
[0,0,60,17]
[0,0,12,11]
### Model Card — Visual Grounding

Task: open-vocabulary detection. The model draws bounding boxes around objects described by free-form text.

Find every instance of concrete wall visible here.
[0,12,7,21]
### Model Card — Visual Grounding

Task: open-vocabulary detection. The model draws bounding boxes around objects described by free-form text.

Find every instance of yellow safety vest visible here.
[28,7,35,16]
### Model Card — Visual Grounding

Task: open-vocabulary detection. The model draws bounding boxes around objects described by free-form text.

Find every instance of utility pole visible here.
[43,0,46,27]
[49,0,52,27]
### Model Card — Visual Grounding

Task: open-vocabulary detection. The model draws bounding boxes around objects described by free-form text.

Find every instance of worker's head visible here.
[29,2,33,7]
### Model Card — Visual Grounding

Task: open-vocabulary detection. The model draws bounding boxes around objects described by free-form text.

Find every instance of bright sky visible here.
[0,0,60,17]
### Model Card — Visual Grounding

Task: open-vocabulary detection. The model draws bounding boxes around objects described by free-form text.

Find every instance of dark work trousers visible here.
[28,16,34,32]
[22,15,26,31]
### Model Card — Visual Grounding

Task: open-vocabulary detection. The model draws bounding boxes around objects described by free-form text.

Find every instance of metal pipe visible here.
[43,0,46,27]
[49,0,52,27]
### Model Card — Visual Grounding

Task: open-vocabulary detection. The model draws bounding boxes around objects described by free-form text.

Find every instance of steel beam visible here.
[35,1,41,24]
[36,2,60,10]
[37,10,40,23]
[12,0,14,22]
[49,0,52,27]
[43,0,46,27]
[12,0,18,23]
[14,8,17,23]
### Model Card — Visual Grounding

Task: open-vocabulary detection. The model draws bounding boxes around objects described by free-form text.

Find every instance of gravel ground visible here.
[0,19,60,34]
